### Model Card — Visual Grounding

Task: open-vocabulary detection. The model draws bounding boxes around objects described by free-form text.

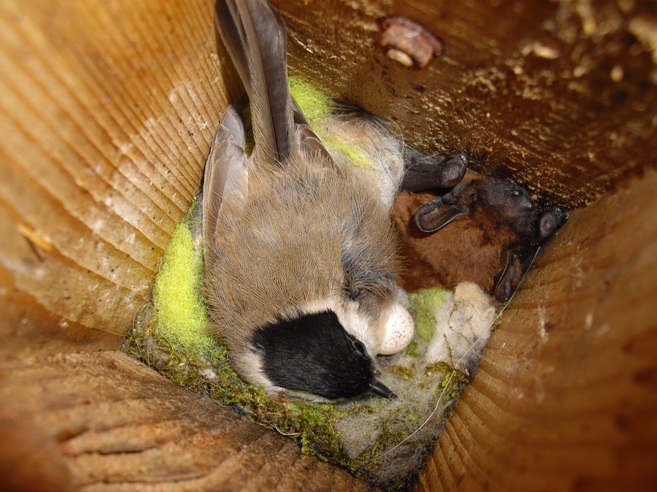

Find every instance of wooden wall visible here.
[0,0,231,354]
[0,0,655,490]
[277,0,657,207]
[416,169,657,491]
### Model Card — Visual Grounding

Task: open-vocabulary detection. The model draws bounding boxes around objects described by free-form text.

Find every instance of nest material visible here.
[124,198,494,489]
[123,78,498,489]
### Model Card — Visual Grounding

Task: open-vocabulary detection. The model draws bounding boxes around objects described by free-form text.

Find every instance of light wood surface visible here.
[0,0,656,490]
[416,170,657,491]
[0,0,234,354]
[0,351,374,491]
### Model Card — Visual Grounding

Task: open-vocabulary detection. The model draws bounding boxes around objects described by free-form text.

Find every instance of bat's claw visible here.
[401,149,467,193]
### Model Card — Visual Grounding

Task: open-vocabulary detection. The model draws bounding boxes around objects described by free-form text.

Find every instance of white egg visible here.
[378,303,415,355]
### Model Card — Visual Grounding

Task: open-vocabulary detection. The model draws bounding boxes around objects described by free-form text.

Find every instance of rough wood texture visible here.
[2,0,655,350]
[0,351,373,491]
[0,0,235,354]
[415,169,657,492]
[1,0,656,490]
[276,0,657,208]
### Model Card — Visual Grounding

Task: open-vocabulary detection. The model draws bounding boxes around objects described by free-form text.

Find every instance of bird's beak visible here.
[369,379,397,400]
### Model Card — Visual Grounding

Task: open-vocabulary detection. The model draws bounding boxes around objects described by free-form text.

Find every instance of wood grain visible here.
[415,169,657,491]
[2,0,655,349]
[0,0,240,354]
[0,351,374,491]
[0,0,656,490]
[275,0,657,208]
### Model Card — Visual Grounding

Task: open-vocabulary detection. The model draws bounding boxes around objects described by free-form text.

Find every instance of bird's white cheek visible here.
[377,303,415,355]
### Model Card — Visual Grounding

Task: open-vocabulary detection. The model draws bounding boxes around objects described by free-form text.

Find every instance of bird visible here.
[202,0,415,401]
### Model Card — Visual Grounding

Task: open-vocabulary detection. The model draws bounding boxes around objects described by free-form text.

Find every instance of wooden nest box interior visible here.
[1,0,656,490]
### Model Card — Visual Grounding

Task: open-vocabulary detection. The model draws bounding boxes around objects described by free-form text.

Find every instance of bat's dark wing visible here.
[413,196,469,233]
[400,150,467,193]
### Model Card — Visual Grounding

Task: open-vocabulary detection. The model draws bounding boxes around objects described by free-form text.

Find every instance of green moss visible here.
[383,364,418,381]
[408,289,448,342]
[426,362,469,402]
[289,76,332,124]
[351,426,407,473]
[323,136,375,169]
[289,77,374,170]
[404,340,419,358]
[205,360,354,468]
[151,200,214,355]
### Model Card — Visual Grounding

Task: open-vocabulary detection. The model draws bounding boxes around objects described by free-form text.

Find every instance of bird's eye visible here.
[351,338,367,357]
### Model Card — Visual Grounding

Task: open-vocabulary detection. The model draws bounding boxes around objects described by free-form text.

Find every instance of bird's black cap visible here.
[251,310,393,400]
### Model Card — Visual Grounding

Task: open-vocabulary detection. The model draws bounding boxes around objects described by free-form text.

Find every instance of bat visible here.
[393,168,567,302]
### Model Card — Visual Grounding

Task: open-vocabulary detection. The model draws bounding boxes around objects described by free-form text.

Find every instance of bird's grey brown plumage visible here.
[203,0,410,400]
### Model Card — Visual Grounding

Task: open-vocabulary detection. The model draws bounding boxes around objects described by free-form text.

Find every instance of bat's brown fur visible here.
[392,175,525,296]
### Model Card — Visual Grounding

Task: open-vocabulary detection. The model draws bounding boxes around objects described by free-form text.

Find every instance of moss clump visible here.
[408,289,448,342]
[289,75,332,124]
[151,199,214,355]
[383,364,418,381]
[289,76,374,170]
[427,362,469,402]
